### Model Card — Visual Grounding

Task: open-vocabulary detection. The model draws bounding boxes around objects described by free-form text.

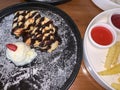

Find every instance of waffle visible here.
[12,10,41,37]
[11,10,61,52]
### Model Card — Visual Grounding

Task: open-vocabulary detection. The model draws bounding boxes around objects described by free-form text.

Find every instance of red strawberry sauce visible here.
[91,26,113,45]
[111,14,120,29]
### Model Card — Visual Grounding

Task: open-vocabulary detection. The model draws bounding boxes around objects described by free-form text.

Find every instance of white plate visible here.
[92,0,120,10]
[84,8,120,90]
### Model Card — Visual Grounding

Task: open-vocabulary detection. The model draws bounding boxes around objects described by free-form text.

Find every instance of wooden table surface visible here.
[0,0,105,90]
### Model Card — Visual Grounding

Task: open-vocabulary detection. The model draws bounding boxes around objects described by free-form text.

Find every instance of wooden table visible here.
[0,0,105,90]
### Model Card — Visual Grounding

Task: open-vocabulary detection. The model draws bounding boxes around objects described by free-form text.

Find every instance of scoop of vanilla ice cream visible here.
[6,42,37,66]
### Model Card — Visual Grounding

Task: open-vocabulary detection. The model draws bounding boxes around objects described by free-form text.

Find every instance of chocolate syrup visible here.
[12,10,61,52]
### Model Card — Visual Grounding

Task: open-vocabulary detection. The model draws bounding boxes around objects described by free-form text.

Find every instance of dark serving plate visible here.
[25,0,71,5]
[0,2,83,90]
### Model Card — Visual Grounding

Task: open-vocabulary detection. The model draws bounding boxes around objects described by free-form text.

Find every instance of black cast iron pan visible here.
[25,0,71,5]
[0,2,83,90]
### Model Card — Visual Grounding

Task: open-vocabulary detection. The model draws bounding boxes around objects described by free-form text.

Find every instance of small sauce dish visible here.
[108,12,120,33]
[88,23,117,48]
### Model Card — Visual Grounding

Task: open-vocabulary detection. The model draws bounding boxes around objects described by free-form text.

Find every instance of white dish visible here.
[92,0,120,10]
[84,8,120,90]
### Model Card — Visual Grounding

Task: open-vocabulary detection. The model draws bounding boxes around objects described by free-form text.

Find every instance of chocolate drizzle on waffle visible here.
[12,10,61,52]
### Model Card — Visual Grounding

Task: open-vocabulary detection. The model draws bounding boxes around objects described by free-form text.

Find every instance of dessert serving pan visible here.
[0,2,83,90]
[25,0,71,5]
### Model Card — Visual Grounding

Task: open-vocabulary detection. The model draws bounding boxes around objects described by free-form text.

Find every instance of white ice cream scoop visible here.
[6,42,37,66]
